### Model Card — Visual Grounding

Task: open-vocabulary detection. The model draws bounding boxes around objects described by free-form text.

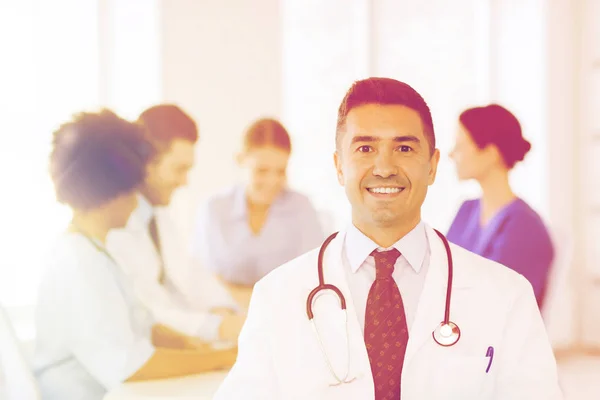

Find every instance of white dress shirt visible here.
[34,233,155,400]
[343,221,430,331]
[107,195,239,342]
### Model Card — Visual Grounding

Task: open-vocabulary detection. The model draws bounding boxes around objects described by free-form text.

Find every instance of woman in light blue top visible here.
[192,118,325,286]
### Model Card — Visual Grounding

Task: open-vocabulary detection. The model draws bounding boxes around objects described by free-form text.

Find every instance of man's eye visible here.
[358,145,372,153]
[399,145,413,152]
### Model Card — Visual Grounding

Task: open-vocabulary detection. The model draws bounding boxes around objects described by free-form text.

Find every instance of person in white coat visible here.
[213,77,562,399]
[107,104,245,345]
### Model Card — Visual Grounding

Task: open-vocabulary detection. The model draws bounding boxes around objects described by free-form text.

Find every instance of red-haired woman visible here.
[192,118,325,289]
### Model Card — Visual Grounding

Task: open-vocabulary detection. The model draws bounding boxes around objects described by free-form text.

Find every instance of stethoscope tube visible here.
[435,229,453,326]
[306,231,342,320]
[305,228,460,386]
[306,228,460,346]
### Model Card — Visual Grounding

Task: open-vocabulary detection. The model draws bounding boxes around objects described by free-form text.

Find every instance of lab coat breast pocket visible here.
[430,355,490,399]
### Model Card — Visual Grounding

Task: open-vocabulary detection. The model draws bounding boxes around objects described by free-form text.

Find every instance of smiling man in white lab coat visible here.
[214,78,563,400]
[107,104,245,345]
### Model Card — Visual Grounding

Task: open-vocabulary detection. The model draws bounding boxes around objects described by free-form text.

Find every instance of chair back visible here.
[0,305,40,400]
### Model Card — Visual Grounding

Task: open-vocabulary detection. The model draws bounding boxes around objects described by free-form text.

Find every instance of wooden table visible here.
[103,371,228,400]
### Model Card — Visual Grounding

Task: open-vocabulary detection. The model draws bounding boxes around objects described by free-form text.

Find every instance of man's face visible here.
[142,139,195,206]
[334,104,440,230]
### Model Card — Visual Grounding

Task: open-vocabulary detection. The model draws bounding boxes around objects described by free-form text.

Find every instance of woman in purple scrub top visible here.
[192,118,325,293]
[447,104,554,308]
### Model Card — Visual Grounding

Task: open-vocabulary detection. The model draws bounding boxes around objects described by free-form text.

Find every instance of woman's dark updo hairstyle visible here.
[459,104,531,169]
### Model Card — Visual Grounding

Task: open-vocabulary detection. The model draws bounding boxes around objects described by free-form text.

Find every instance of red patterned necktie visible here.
[364,248,408,399]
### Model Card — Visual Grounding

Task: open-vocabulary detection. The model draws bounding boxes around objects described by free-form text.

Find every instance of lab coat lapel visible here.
[403,225,449,368]
[314,231,373,387]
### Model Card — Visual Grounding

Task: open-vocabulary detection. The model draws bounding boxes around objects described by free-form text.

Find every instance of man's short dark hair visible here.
[137,104,198,147]
[335,77,435,154]
[49,109,154,210]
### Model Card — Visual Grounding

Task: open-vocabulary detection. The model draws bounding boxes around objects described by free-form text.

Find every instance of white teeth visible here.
[370,187,401,194]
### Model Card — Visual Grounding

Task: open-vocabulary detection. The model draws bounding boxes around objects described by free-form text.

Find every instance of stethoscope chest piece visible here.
[432,321,461,347]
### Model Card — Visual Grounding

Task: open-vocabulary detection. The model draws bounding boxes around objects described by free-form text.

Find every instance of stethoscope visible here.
[306,229,460,386]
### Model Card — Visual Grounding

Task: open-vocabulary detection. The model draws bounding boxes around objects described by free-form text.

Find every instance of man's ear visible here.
[333,151,344,185]
[428,148,441,185]
[235,152,244,166]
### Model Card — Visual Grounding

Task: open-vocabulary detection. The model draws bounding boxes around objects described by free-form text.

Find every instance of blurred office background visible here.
[0,0,598,397]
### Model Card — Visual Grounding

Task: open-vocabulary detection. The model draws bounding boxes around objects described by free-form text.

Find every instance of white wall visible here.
[542,0,580,349]
[160,0,283,240]
[374,0,489,230]
[489,0,549,219]
[102,0,162,119]
[527,0,600,351]
[577,0,600,348]
[0,0,99,307]
[281,0,366,230]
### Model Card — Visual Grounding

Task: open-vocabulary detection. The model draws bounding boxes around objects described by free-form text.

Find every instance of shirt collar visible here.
[231,185,291,220]
[129,194,154,229]
[344,221,427,274]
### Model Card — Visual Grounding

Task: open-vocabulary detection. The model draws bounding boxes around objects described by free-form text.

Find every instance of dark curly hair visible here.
[49,109,155,210]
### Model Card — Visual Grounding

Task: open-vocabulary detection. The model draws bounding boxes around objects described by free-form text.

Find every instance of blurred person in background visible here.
[35,110,236,400]
[107,104,245,346]
[191,118,325,304]
[447,104,554,308]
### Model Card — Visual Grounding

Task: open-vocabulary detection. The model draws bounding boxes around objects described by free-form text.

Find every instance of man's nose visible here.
[372,151,398,178]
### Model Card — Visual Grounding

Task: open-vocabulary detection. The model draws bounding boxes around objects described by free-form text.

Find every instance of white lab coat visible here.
[214,225,562,400]
[107,196,239,341]
[34,233,155,400]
